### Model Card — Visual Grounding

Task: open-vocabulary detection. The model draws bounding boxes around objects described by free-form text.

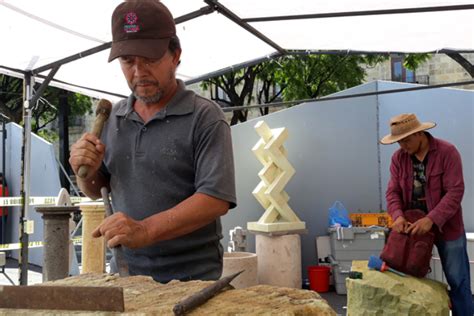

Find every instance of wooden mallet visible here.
[77,99,112,179]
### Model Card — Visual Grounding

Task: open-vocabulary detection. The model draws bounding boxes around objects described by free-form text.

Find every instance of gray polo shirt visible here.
[100,80,236,283]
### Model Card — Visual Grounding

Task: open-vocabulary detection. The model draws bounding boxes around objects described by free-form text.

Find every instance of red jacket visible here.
[386,133,465,241]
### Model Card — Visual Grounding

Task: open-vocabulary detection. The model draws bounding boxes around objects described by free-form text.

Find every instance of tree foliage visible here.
[0,74,93,139]
[272,54,386,101]
[403,54,431,71]
[202,53,430,125]
[202,54,387,125]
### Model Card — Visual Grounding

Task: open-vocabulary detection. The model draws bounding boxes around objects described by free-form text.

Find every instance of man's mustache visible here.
[133,80,159,88]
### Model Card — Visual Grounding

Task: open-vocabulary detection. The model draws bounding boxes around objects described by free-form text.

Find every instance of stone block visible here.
[346,260,450,316]
[4,273,337,315]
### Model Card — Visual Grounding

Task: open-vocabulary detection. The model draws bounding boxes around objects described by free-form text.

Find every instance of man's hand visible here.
[391,216,410,233]
[406,217,433,236]
[69,133,105,180]
[92,212,150,249]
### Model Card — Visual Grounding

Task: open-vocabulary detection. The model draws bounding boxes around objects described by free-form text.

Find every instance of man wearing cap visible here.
[381,113,472,315]
[69,0,236,283]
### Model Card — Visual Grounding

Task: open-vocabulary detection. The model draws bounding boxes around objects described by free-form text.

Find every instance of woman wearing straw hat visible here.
[381,113,472,316]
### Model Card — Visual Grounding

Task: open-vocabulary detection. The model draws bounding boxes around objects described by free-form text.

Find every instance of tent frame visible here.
[11,1,474,285]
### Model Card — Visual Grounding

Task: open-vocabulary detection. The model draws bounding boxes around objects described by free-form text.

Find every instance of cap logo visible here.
[123,12,140,33]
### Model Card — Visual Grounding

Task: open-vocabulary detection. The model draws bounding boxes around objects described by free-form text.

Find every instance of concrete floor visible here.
[319,290,347,315]
[0,258,43,285]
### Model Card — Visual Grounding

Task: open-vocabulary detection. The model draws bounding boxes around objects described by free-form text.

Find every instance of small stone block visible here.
[247,221,306,233]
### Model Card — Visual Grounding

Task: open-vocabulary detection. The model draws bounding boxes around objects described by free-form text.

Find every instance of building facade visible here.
[364,53,473,90]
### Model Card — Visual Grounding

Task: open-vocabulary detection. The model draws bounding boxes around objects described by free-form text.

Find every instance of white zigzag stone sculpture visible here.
[247,121,306,233]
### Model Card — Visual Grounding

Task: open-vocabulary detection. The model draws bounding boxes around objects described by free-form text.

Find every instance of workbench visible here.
[0,273,336,315]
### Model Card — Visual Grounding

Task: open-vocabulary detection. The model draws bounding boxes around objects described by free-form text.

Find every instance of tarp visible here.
[0,0,473,99]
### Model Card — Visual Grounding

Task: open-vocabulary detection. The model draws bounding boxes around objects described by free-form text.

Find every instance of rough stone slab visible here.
[0,273,336,315]
[347,260,450,316]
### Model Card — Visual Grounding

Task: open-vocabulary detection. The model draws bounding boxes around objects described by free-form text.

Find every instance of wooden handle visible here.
[77,112,109,179]
[77,165,90,179]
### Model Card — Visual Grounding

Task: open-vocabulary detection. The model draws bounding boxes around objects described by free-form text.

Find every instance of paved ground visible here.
[0,258,43,285]
[319,290,347,315]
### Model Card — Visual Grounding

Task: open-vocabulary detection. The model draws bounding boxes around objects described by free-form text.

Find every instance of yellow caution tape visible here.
[0,196,93,207]
[0,237,83,251]
[0,241,44,250]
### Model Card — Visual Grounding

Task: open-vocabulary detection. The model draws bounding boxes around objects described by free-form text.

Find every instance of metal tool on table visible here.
[348,271,363,279]
[173,270,244,316]
[101,187,130,277]
[0,285,124,312]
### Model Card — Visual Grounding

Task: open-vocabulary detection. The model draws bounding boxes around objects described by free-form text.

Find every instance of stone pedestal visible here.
[255,233,302,288]
[79,203,105,273]
[223,252,258,289]
[35,206,79,282]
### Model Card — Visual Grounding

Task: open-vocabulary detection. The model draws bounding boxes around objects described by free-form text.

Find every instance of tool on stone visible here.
[0,285,124,312]
[348,271,363,279]
[173,270,244,316]
[78,99,112,179]
[368,255,406,277]
[101,186,130,277]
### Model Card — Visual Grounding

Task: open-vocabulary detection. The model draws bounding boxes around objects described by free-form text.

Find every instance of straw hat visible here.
[380,113,436,144]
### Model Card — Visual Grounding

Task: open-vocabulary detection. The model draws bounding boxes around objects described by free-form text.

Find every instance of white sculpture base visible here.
[255,234,302,289]
[222,252,258,289]
[247,221,305,233]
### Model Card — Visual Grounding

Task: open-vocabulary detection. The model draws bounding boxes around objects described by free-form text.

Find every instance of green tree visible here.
[0,74,93,141]
[273,54,386,101]
[202,53,430,125]
[202,54,387,125]
[201,65,264,125]
[403,54,431,71]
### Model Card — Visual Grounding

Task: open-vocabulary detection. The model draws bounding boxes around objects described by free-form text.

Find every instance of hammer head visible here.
[95,99,112,118]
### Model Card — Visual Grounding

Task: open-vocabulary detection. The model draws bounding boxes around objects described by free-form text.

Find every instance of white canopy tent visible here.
[1,0,473,285]
[1,0,473,100]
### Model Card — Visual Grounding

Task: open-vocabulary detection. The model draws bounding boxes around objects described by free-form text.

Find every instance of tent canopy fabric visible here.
[1,0,473,99]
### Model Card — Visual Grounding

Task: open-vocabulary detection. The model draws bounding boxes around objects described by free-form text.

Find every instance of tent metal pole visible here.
[185,52,283,85]
[243,4,474,22]
[204,0,287,54]
[19,73,34,285]
[0,115,7,245]
[18,66,62,285]
[445,52,474,77]
[30,67,60,105]
[175,5,215,24]
[31,43,111,76]
[221,79,474,112]
[29,6,211,76]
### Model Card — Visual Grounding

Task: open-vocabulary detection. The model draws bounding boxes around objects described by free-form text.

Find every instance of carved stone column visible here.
[36,206,79,282]
[79,203,105,273]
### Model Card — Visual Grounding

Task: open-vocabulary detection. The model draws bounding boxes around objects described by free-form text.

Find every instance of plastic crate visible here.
[328,227,387,261]
[329,258,351,295]
[328,227,388,294]
[349,213,393,228]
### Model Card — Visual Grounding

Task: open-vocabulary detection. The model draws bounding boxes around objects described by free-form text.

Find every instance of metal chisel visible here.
[101,187,130,277]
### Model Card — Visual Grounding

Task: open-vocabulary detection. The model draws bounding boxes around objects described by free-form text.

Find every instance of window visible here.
[391,57,416,83]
